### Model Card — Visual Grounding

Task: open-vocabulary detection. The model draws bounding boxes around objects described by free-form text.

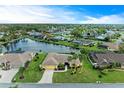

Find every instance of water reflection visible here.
[2,38,77,53]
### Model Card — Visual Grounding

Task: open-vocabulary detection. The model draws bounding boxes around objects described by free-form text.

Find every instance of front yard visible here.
[53,55,124,83]
[12,52,47,83]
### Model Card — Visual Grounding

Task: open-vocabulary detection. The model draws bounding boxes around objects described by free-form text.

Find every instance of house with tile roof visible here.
[42,53,80,70]
[0,52,35,69]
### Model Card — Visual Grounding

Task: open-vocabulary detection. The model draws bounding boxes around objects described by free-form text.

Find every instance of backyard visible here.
[12,52,47,83]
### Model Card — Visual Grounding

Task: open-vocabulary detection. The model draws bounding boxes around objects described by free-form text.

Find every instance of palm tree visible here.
[67,56,73,62]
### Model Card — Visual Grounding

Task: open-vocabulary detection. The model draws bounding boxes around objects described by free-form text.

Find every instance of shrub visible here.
[24,61,30,68]
[98,75,102,78]
[36,56,39,59]
[115,62,121,68]
[35,53,38,56]
[39,65,45,71]
[57,63,65,70]
[34,59,37,62]
[19,75,24,80]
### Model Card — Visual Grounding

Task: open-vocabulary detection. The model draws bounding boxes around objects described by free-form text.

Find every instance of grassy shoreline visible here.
[26,35,106,52]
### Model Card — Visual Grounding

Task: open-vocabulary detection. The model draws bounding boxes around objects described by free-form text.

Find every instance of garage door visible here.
[44,65,56,70]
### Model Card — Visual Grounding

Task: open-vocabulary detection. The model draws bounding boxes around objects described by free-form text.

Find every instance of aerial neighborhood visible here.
[0,24,124,83]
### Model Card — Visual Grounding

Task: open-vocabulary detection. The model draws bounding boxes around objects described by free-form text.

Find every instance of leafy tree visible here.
[97,27,106,34]
[67,56,73,62]
[80,48,88,55]
[119,43,124,53]
[104,36,110,42]
[71,26,85,38]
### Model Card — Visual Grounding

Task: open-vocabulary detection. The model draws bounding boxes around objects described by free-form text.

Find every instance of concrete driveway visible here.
[0,69,18,83]
[38,70,54,83]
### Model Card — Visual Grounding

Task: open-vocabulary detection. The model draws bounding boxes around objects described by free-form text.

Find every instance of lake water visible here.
[1,38,77,53]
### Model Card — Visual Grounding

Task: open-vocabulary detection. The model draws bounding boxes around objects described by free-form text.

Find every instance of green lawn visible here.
[53,55,124,83]
[12,52,47,83]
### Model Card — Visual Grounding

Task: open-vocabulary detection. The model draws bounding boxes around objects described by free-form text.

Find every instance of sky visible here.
[0,5,124,24]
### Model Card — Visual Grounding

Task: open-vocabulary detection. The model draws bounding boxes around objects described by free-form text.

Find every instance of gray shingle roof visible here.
[90,52,124,66]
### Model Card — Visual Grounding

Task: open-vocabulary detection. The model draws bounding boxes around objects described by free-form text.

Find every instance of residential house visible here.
[52,36,65,41]
[0,52,35,69]
[99,42,119,51]
[41,53,80,70]
[28,31,45,38]
[89,52,124,68]
[73,40,95,46]
[95,34,107,40]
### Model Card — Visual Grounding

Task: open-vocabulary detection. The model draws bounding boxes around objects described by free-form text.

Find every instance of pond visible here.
[1,38,77,53]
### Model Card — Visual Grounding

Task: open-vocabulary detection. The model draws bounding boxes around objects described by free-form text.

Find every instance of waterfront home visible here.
[52,36,65,41]
[27,31,45,38]
[82,40,95,46]
[41,53,80,70]
[73,40,82,45]
[89,52,124,68]
[0,52,35,69]
[73,40,95,46]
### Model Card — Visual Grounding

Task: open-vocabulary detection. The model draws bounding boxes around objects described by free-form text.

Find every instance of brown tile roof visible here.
[42,53,80,66]
[102,42,119,50]
[0,52,34,68]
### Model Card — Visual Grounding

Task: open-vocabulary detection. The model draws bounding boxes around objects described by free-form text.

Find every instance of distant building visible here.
[73,40,95,46]
[27,31,45,38]
[52,36,65,41]
[106,30,115,36]
[99,42,119,51]
[82,32,96,39]
[95,34,106,40]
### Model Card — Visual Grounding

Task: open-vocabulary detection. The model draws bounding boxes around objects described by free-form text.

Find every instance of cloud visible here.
[0,6,80,23]
[81,14,124,24]
[0,6,124,24]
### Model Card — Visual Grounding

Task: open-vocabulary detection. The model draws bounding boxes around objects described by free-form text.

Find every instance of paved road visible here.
[0,69,18,83]
[2,83,124,88]
[38,70,54,84]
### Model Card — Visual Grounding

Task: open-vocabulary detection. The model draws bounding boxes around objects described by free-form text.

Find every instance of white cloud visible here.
[0,6,124,24]
[81,14,124,24]
[0,6,79,23]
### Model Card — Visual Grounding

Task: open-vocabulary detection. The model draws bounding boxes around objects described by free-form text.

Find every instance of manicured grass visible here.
[53,55,100,83]
[56,41,74,47]
[12,52,47,83]
[53,55,124,83]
